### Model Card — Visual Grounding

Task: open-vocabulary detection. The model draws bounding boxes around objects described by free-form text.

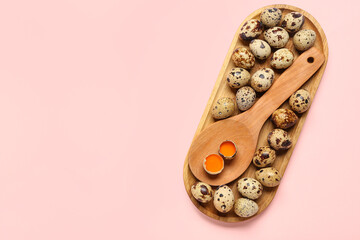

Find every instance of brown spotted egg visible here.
[260,7,282,28]
[264,27,289,48]
[232,47,255,69]
[271,108,298,129]
[270,48,294,69]
[213,185,235,213]
[234,198,259,218]
[253,146,276,167]
[226,68,250,89]
[250,68,274,92]
[236,86,256,111]
[255,167,282,187]
[289,89,311,113]
[293,29,316,51]
[237,177,263,200]
[281,12,305,33]
[211,97,236,120]
[239,19,263,41]
[267,129,292,150]
[249,39,271,60]
[191,182,213,203]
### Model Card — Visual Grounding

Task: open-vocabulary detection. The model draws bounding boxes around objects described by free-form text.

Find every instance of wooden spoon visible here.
[188,47,325,186]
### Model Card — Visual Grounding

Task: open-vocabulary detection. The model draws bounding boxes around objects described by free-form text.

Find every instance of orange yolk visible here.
[204,154,223,172]
[219,141,236,157]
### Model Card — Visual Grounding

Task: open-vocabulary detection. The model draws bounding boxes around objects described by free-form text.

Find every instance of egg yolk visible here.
[204,154,223,173]
[219,141,236,157]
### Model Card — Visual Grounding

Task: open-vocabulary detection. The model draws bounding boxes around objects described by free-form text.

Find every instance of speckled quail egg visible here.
[213,185,235,213]
[211,97,236,120]
[264,27,289,48]
[236,86,256,111]
[255,167,282,187]
[250,68,274,92]
[271,108,298,129]
[281,12,305,33]
[234,198,259,218]
[249,39,271,60]
[191,182,213,203]
[260,7,282,28]
[232,47,255,69]
[270,48,294,69]
[237,177,263,200]
[239,19,263,41]
[253,146,276,167]
[267,129,292,150]
[293,29,316,51]
[226,68,250,89]
[289,89,311,113]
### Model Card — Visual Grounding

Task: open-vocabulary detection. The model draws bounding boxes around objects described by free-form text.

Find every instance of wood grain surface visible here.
[183,4,328,222]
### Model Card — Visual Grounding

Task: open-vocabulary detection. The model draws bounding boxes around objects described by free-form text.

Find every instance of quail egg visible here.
[267,128,292,150]
[260,7,282,28]
[289,89,311,113]
[255,167,282,187]
[191,182,213,203]
[236,86,256,111]
[226,68,250,89]
[270,48,294,69]
[232,47,255,69]
[211,97,236,120]
[249,39,271,60]
[252,146,276,167]
[250,68,274,92]
[264,27,289,48]
[237,177,263,200]
[293,29,316,51]
[219,140,237,160]
[271,108,298,129]
[239,19,263,41]
[234,198,259,218]
[281,12,305,33]
[213,185,235,213]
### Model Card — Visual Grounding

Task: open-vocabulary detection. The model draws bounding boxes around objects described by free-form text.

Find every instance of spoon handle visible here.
[244,47,325,127]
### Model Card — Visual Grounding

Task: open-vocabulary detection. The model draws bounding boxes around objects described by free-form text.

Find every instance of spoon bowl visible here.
[189,117,257,185]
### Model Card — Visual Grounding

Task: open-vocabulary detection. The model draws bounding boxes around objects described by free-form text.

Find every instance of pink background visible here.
[0,0,359,239]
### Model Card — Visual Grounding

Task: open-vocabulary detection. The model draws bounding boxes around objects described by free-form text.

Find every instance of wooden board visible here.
[182,4,328,222]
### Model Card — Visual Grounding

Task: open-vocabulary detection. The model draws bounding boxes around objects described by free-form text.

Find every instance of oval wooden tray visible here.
[183,4,328,222]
